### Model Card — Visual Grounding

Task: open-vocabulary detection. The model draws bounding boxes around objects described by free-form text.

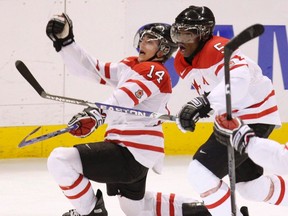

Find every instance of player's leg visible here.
[117,190,211,216]
[235,159,288,207]
[236,124,288,207]
[189,133,248,216]
[103,149,210,216]
[247,137,288,175]
[237,124,288,206]
[150,191,211,216]
[106,154,148,215]
[47,146,107,216]
[237,173,288,206]
[83,142,149,215]
[187,159,243,216]
[48,141,136,215]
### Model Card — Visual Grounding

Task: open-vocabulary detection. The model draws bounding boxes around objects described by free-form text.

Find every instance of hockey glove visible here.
[214,115,255,154]
[46,13,74,52]
[177,95,212,132]
[68,107,106,138]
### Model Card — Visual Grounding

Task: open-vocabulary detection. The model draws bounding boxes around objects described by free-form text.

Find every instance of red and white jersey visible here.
[174,36,281,126]
[60,43,172,173]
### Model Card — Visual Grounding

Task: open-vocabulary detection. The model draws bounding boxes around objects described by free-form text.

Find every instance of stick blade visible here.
[15,60,45,96]
[225,24,264,52]
[18,126,42,148]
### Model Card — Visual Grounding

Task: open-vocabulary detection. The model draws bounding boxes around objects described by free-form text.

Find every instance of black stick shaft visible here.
[224,24,264,216]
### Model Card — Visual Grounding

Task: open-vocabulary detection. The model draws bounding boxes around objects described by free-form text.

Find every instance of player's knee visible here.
[48,147,79,166]
[47,147,82,180]
[47,147,64,172]
[188,160,221,196]
[236,175,272,201]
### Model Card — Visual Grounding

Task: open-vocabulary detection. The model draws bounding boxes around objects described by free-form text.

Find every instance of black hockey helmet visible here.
[134,23,178,62]
[171,6,215,43]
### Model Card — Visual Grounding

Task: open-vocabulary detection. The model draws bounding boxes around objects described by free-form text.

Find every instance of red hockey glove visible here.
[68,107,106,138]
[214,115,255,154]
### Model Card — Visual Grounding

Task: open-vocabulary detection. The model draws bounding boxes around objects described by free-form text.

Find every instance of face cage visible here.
[171,23,211,43]
[133,29,171,55]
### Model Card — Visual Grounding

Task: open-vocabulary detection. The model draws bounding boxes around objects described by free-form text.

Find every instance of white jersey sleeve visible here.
[59,42,119,87]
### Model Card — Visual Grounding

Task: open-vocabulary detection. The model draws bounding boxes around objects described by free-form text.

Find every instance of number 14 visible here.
[147,65,165,83]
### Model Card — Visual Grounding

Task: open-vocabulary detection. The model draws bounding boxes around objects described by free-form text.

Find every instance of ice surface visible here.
[0,156,287,216]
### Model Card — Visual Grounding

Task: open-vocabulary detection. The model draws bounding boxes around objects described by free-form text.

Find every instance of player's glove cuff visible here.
[214,115,255,154]
[232,125,255,154]
[187,95,212,118]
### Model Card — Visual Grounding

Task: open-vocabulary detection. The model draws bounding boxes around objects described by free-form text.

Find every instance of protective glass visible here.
[170,23,200,43]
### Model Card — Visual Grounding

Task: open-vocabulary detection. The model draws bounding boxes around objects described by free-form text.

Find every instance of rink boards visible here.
[1,122,288,158]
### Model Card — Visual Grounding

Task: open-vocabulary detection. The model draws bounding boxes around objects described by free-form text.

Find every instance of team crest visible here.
[135,89,144,99]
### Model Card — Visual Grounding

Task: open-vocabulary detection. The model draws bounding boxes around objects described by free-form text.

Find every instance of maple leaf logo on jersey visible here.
[135,89,144,99]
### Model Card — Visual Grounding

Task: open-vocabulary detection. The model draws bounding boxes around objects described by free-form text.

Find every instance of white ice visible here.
[0,156,287,216]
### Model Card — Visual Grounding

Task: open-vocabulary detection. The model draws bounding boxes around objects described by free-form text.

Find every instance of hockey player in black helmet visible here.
[170,6,215,61]
[173,5,284,216]
[45,13,210,216]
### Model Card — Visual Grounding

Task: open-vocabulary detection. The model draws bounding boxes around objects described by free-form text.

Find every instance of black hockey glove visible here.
[68,107,106,138]
[46,13,74,52]
[214,115,255,154]
[177,95,212,132]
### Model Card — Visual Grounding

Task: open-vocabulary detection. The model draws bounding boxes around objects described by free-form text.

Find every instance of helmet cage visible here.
[133,23,177,62]
[171,22,212,43]
[134,29,171,55]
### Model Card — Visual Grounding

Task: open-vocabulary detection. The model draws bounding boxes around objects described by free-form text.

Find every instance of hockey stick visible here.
[15,60,176,147]
[224,24,264,216]
[15,60,176,122]
[18,124,78,148]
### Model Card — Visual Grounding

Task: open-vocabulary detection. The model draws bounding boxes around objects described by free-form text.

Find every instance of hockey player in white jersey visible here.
[45,13,211,216]
[172,5,288,216]
[214,115,288,175]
